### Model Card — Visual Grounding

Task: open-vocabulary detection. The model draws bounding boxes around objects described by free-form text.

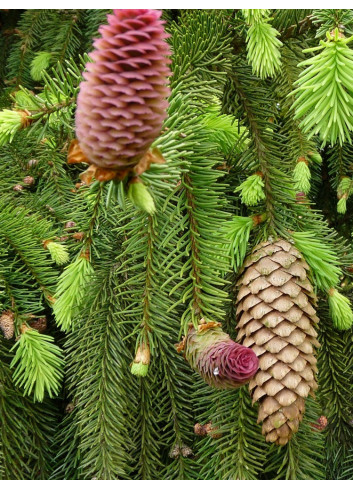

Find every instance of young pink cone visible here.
[185,325,259,389]
[76,9,171,170]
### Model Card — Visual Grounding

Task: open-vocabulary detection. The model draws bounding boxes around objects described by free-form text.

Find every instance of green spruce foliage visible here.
[0,8,353,481]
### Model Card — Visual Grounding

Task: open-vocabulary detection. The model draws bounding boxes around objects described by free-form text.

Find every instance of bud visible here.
[64,221,77,230]
[13,184,23,192]
[328,288,353,331]
[131,342,150,377]
[23,175,35,186]
[311,415,328,431]
[65,402,75,414]
[235,173,265,206]
[293,158,311,194]
[72,232,85,241]
[127,177,156,215]
[337,177,351,199]
[307,151,322,164]
[169,444,194,459]
[337,197,347,214]
[27,159,38,168]
[180,445,194,458]
[194,421,221,439]
[44,240,69,265]
[28,316,47,333]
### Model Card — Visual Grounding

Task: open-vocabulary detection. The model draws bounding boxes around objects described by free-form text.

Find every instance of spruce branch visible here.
[224,214,266,271]
[59,258,135,480]
[44,240,69,265]
[235,173,265,206]
[245,13,283,79]
[10,326,64,401]
[0,109,29,146]
[242,9,271,25]
[328,288,353,330]
[0,336,59,479]
[318,314,353,478]
[30,51,52,81]
[293,158,311,194]
[336,176,353,214]
[53,253,95,332]
[291,231,341,291]
[292,28,353,146]
[226,65,299,237]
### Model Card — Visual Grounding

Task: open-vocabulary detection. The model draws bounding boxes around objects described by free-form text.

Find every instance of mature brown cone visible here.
[235,238,320,445]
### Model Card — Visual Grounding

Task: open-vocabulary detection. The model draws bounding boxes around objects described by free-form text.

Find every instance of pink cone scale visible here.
[75,9,171,170]
[185,326,259,389]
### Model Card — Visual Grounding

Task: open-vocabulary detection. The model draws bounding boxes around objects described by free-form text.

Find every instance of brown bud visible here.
[206,423,222,439]
[64,221,77,230]
[65,402,75,414]
[169,444,194,459]
[311,415,328,431]
[80,249,90,261]
[28,316,47,333]
[19,323,30,334]
[194,423,208,436]
[17,109,31,128]
[318,416,328,429]
[134,342,150,366]
[72,232,85,241]
[27,159,38,168]
[252,213,266,226]
[13,184,24,192]
[194,422,222,439]
[180,445,194,458]
[169,445,180,459]
[23,176,35,186]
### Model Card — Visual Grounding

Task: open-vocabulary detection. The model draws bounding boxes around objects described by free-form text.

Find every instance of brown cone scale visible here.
[235,239,319,445]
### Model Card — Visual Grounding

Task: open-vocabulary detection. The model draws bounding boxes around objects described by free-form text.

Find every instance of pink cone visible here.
[76,9,171,170]
[185,326,259,389]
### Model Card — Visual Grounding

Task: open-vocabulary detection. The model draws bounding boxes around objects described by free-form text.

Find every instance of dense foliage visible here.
[0,8,353,480]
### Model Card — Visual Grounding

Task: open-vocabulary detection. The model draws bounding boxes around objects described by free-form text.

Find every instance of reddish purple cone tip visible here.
[208,341,259,385]
[76,9,171,170]
[185,327,259,389]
